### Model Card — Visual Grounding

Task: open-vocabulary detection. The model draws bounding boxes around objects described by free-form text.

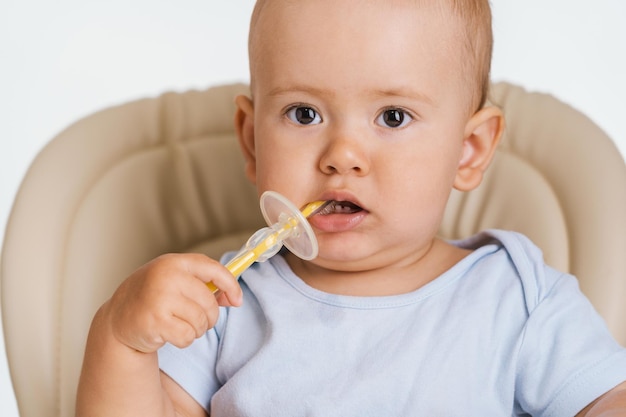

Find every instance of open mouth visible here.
[316,200,363,215]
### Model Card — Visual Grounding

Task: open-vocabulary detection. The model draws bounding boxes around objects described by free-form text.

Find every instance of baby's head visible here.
[235,0,504,274]
[248,0,494,114]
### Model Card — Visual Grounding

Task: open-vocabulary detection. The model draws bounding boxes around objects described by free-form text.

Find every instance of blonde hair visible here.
[248,0,493,111]
[449,0,494,110]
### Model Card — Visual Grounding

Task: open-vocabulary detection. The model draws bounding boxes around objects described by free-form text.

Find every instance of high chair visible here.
[1,82,625,417]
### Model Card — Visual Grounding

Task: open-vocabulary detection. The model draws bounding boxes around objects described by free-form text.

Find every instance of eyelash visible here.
[375,107,414,129]
[284,105,322,125]
[283,105,416,128]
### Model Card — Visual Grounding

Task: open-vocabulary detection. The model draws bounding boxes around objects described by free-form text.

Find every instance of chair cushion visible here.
[440,83,626,344]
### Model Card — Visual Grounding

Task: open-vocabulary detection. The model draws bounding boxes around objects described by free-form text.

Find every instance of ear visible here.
[234,94,257,184]
[453,106,505,191]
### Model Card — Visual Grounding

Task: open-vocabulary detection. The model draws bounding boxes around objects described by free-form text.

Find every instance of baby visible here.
[76,0,626,416]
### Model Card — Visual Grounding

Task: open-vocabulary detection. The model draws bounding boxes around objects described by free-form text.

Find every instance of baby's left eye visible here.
[376,108,413,128]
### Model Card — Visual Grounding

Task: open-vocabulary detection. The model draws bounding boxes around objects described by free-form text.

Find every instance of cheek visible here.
[254,139,314,194]
[380,138,461,185]
[379,173,451,242]
[375,140,462,213]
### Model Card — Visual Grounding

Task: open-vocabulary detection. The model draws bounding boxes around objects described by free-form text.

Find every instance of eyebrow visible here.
[267,85,336,99]
[267,84,435,106]
[370,87,436,106]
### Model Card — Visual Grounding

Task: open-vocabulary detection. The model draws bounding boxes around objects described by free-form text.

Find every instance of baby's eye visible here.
[285,106,322,125]
[376,108,413,128]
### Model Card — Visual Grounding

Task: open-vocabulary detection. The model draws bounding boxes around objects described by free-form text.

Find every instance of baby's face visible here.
[245,0,478,271]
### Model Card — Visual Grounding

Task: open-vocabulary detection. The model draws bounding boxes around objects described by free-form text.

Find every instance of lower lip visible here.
[307,211,368,233]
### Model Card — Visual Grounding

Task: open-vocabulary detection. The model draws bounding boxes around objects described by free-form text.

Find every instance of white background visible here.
[1,1,625,415]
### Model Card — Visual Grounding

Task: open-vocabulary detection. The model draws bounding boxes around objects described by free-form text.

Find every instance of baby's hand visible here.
[105,253,242,353]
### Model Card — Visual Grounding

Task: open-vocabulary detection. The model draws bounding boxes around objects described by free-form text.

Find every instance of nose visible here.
[319,133,370,176]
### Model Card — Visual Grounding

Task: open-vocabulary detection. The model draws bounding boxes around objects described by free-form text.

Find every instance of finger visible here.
[160,314,202,349]
[159,294,222,345]
[179,254,243,307]
[176,295,217,336]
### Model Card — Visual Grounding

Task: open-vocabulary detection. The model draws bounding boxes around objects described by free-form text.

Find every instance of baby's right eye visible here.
[285,106,322,125]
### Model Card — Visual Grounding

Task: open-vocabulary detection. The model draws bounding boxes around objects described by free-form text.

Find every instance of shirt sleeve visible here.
[157,307,227,412]
[514,270,626,417]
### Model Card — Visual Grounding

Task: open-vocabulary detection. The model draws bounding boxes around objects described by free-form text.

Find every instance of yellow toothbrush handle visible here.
[226,229,281,276]
[206,199,326,294]
[206,232,278,294]
[206,281,220,293]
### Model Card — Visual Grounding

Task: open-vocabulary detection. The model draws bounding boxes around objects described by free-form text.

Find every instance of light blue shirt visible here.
[158,230,626,416]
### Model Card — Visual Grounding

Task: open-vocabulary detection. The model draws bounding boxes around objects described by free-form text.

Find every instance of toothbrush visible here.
[206,191,329,293]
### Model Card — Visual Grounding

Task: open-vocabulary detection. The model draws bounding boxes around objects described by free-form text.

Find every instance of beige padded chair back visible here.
[441,83,626,341]
[1,84,263,417]
[1,82,625,417]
